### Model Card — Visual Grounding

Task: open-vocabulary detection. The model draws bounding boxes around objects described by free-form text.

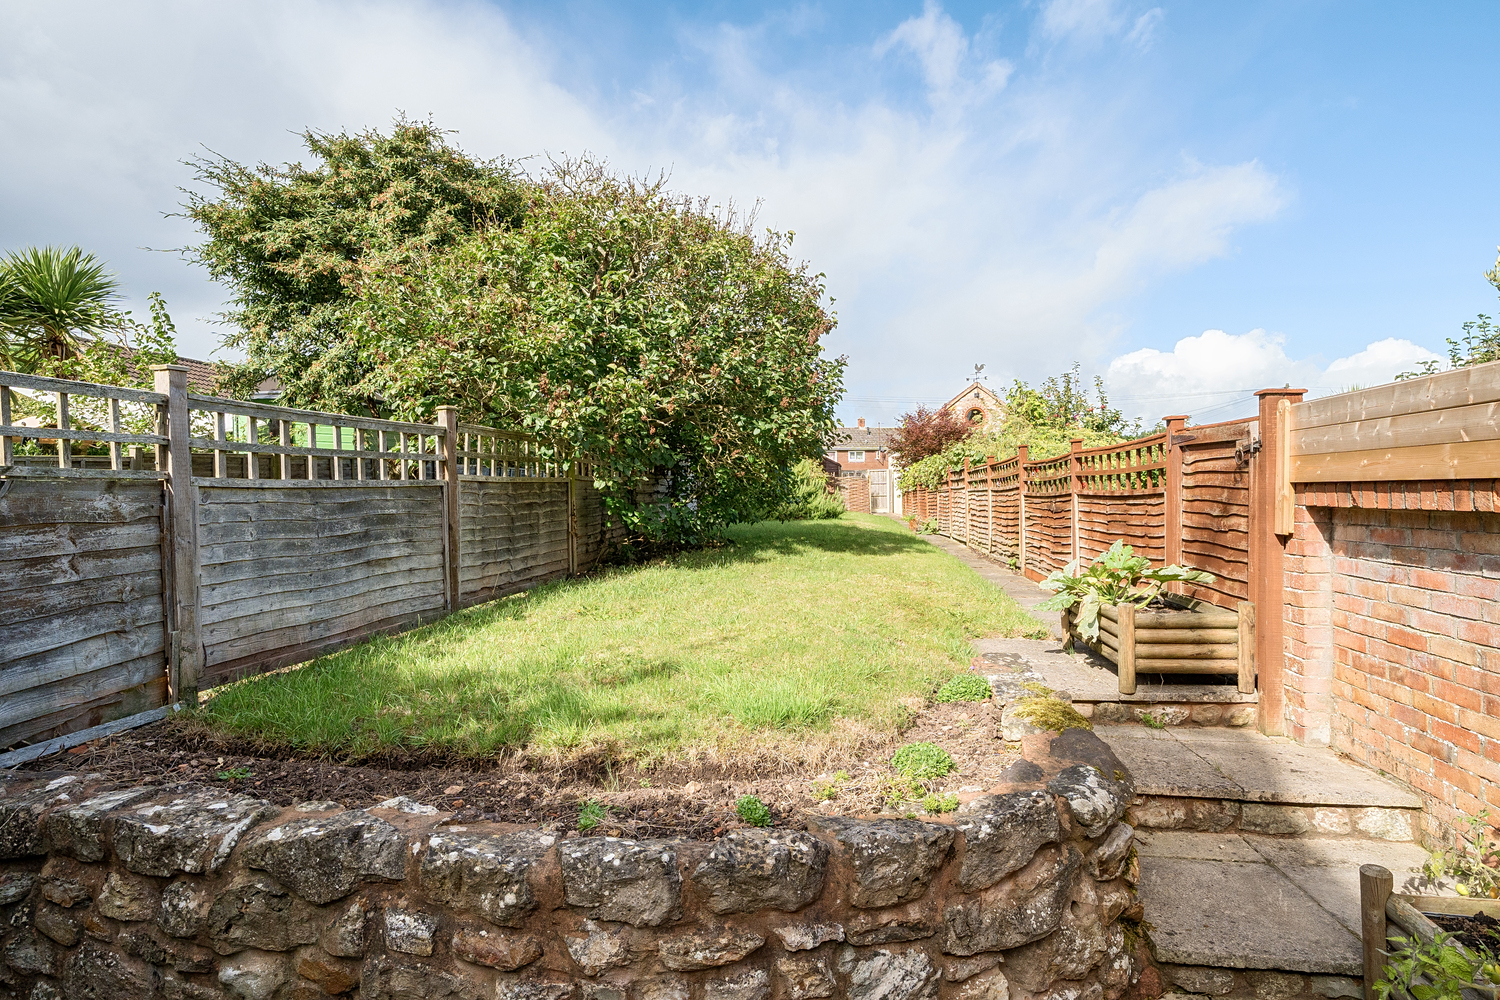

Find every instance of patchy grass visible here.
[194,514,1047,767]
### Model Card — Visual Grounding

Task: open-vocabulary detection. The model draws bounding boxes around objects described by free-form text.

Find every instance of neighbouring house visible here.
[942,379,1006,429]
[825,417,895,514]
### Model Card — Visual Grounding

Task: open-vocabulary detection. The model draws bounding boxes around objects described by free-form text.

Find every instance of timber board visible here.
[0,629,165,699]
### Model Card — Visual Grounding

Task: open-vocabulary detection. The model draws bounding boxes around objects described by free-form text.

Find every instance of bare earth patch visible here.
[23,696,1023,838]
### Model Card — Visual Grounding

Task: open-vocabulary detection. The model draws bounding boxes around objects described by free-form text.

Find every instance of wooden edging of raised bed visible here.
[1064,594,1255,695]
[1359,863,1500,1000]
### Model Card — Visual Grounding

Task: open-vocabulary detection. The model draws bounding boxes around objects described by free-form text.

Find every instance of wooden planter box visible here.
[1360,864,1500,1000]
[1063,594,1255,695]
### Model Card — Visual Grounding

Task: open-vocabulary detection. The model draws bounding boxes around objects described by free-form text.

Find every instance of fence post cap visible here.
[1253,387,1307,398]
[148,364,188,372]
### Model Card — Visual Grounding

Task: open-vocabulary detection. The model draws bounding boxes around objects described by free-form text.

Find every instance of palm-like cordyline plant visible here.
[0,246,122,372]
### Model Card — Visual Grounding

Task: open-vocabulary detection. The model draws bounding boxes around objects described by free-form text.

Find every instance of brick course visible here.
[1284,490,1500,846]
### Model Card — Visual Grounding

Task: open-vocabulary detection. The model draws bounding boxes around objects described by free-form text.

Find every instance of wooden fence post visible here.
[1017,444,1029,576]
[151,365,201,707]
[1163,415,1188,569]
[567,460,579,576]
[1069,437,1083,566]
[437,406,461,612]
[1250,388,1306,736]
[1360,864,1393,1000]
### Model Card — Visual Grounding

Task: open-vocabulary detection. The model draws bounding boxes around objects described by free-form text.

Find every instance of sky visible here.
[2,0,1498,426]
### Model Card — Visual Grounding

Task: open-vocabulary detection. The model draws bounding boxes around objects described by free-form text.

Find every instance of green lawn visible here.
[195,514,1046,766]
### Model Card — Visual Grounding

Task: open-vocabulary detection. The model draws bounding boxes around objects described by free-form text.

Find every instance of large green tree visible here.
[182,117,528,409]
[351,159,844,542]
[0,246,122,372]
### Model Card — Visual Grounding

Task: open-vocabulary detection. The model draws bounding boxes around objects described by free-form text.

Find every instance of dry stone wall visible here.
[0,732,1144,1000]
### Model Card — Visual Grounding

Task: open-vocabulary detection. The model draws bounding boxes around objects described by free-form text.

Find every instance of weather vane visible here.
[970,363,987,383]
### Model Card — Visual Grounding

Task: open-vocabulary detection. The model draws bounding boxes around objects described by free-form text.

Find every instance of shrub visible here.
[935,675,991,703]
[736,795,772,827]
[891,742,955,780]
[776,458,846,520]
[1422,811,1500,898]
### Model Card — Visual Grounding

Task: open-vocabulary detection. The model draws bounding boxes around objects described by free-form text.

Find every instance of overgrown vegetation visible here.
[185,120,844,545]
[888,404,973,463]
[193,515,1046,765]
[1422,812,1500,899]
[735,795,772,827]
[577,798,607,832]
[1376,931,1500,1000]
[934,675,991,703]
[775,459,845,520]
[1038,539,1214,643]
[897,365,1151,492]
[891,742,955,780]
[183,116,529,409]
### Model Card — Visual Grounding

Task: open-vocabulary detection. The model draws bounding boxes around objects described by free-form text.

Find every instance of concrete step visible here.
[975,637,1260,728]
[1094,725,1424,841]
[1136,829,1431,983]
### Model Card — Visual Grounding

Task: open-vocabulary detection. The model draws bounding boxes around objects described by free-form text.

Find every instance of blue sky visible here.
[3,0,1498,424]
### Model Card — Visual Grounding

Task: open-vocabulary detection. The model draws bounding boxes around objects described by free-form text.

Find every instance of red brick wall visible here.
[1284,489,1500,846]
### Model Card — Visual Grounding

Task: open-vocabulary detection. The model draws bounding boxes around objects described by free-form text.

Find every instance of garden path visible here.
[910,533,1435,987]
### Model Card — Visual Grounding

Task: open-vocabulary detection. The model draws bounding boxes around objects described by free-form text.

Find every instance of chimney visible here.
[857,417,866,428]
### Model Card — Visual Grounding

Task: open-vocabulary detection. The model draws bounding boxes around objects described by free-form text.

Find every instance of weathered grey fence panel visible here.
[197,482,447,686]
[0,478,167,747]
[458,479,571,604]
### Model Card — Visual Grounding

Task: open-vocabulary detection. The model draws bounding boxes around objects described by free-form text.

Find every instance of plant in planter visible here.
[1038,540,1214,643]
[1038,541,1253,695]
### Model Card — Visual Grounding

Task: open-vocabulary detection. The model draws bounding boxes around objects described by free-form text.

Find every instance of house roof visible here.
[829,425,895,450]
[88,339,221,394]
[943,380,1006,417]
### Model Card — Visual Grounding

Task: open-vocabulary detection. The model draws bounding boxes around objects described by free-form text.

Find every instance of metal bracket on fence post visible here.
[152,365,201,707]
[436,406,461,612]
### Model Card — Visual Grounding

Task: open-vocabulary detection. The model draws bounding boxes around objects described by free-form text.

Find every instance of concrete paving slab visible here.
[1138,855,1363,975]
[1187,740,1422,808]
[1090,725,1176,744]
[1168,727,1293,746]
[1135,830,1262,863]
[1241,833,1430,875]
[1100,731,1246,798]
[971,637,1257,704]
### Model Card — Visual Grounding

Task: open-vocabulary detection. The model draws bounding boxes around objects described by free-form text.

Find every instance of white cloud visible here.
[1037,0,1163,49]
[0,0,1284,422]
[875,0,1013,107]
[1105,330,1441,423]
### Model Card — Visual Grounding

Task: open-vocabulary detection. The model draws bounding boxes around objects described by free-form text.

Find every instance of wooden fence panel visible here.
[458,479,571,605]
[1179,420,1256,609]
[1077,493,1165,566]
[0,478,167,747]
[196,482,446,686]
[994,485,1021,568]
[1024,496,1073,577]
